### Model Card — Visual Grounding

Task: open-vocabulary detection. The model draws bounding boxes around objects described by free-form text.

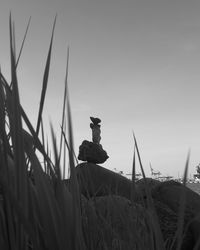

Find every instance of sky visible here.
[1,0,200,178]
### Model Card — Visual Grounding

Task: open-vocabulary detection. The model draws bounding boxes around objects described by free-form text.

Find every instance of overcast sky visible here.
[1,0,200,178]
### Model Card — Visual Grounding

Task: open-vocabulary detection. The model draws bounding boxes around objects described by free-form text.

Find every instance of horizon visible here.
[1,0,200,178]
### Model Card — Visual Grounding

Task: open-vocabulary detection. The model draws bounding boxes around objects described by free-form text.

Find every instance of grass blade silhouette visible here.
[171,151,190,250]
[36,16,56,136]
[133,131,165,250]
[59,46,69,162]
[9,13,29,249]
[15,16,31,69]
[130,144,136,203]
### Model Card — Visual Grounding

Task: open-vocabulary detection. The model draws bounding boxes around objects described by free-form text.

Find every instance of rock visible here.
[135,178,160,200]
[76,165,194,249]
[81,195,153,250]
[133,193,193,249]
[81,195,193,250]
[78,140,109,164]
[153,199,193,250]
[136,177,160,189]
[153,199,177,248]
[152,180,200,248]
[76,163,132,199]
[152,180,200,219]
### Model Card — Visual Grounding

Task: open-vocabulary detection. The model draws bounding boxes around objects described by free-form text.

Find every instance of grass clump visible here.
[0,15,84,250]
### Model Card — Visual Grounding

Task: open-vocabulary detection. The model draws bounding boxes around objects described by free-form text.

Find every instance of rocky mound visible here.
[76,163,132,199]
[81,195,153,250]
[74,163,200,249]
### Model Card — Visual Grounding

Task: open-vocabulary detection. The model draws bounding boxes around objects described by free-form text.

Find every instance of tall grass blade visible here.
[132,131,165,250]
[132,131,146,179]
[21,108,51,160]
[59,46,69,162]
[130,144,136,202]
[36,16,56,136]
[171,151,190,250]
[65,73,85,249]
[50,125,75,249]
[62,120,67,178]
[50,124,61,179]
[9,13,29,249]
[0,68,16,250]
[0,68,8,168]
[61,127,79,165]
[26,146,62,250]
[41,118,47,171]
[12,21,16,67]
[15,16,31,69]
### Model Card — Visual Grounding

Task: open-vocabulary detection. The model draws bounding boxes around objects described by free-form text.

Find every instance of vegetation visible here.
[0,15,199,250]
